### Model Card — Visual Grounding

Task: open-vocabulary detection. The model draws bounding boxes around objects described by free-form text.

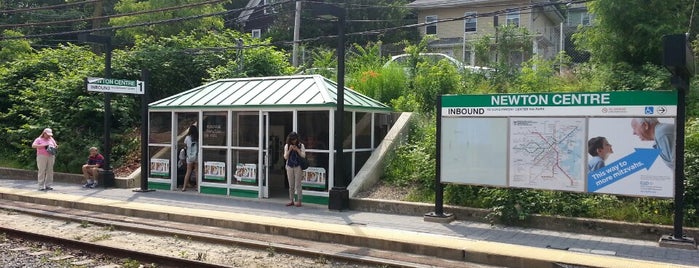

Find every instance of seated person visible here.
[82,147,105,188]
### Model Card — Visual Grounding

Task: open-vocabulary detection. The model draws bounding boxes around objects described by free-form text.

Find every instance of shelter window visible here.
[232,112,259,147]
[355,112,372,149]
[149,112,172,144]
[298,111,330,150]
[203,112,227,146]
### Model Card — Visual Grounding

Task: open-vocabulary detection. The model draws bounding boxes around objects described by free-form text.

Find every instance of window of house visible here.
[251,29,261,39]
[464,12,477,32]
[581,13,591,26]
[506,11,520,27]
[426,15,437,35]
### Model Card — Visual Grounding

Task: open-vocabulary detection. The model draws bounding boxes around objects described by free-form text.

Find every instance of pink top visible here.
[32,137,57,156]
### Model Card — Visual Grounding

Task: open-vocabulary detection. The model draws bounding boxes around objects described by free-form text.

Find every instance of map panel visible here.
[509,118,586,191]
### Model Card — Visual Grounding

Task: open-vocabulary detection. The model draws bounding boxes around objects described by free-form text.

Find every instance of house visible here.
[407,0,566,67]
[236,0,284,38]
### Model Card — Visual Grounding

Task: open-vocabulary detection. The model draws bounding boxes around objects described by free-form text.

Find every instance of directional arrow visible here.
[587,148,660,192]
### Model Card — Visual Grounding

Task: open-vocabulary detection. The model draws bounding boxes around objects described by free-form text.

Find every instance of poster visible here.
[204,161,226,181]
[302,167,326,189]
[150,158,170,178]
[234,163,257,183]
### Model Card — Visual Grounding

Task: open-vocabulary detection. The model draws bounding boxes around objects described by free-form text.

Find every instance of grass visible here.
[89,233,112,242]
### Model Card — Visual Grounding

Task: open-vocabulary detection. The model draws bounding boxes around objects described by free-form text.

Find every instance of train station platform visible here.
[0,178,697,268]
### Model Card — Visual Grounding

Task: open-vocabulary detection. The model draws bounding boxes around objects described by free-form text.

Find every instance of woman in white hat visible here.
[31,128,58,191]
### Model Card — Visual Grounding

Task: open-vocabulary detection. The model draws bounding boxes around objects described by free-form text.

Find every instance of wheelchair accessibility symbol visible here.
[644,106,654,115]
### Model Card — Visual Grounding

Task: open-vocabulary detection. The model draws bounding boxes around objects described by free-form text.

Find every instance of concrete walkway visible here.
[0,179,697,268]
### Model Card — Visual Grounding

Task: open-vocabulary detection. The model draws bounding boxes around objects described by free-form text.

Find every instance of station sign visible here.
[87,77,144,95]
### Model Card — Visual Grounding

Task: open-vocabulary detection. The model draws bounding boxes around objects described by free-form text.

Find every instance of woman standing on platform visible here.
[31,128,58,191]
[283,131,306,207]
[181,123,198,191]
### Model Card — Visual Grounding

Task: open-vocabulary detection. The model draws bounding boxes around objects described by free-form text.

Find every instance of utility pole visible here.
[292,0,302,67]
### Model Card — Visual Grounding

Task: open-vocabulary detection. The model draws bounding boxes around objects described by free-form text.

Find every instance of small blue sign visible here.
[644,106,654,114]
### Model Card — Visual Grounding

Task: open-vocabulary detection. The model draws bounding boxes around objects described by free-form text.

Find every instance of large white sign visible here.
[87,77,144,95]
[440,91,677,198]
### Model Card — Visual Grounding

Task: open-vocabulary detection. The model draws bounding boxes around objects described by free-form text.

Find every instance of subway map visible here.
[509,118,586,192]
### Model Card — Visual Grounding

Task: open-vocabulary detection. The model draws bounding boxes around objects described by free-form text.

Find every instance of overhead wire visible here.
[0,0,293,40]
[0,0,98,14]
[1,0,588,56]
[0,0,233,29]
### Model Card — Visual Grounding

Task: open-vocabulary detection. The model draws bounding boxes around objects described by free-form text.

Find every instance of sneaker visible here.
[89,183,97,189]
[38,188,46,191]
[45,187,54,190]
[82,182,92,188]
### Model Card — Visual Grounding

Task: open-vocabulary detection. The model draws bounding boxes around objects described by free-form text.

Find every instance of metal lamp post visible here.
[311,2,349,211]
[78,33,115,188]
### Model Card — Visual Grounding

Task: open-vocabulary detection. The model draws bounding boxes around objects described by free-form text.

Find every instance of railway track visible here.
[1,227,227,268]
[0,200,489,268]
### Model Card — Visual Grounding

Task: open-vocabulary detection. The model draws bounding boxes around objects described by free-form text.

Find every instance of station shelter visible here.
[146,75,394,205]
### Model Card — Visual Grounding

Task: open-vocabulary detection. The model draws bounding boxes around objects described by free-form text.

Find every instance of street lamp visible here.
[312,2,348,211]
[78,33,115,188]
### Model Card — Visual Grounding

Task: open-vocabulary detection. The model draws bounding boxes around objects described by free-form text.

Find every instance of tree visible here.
[573,0,695,66]
[0,30,33,63]
[109,0,229,44]
[0,0,99,46]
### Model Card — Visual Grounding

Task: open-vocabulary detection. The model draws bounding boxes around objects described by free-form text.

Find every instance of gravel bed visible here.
[0,209,377,268]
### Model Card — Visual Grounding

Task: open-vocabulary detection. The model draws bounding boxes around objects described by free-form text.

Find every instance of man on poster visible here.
[631,117,676,169]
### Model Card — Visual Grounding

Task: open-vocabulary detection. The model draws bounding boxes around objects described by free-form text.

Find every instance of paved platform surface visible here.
[1,179,697,268]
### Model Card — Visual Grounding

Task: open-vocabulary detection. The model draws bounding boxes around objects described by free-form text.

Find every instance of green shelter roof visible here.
[149,75,391,111]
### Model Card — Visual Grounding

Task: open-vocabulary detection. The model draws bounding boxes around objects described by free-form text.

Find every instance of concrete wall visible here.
[348,112,413,197]
[0,167,138,188]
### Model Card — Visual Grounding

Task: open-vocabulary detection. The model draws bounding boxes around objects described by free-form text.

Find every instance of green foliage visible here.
[575,0,693,66]
[413,60,460,114]
[0,30,33,64]
[346,42,387,74]
[514,56,564,93]
[684,118,699,225]
[110,0,228,44]
[349,66,406,104]
[383,114,435,193]
[0,44,131,172]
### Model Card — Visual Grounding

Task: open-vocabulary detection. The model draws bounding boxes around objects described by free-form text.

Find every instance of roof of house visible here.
[149,75,391,111]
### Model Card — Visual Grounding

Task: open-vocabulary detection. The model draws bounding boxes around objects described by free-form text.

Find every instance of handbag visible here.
[299,156,309,170]
[46,146,57,155]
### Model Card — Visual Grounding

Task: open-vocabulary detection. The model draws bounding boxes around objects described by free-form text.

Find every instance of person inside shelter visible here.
[82,146,105,188]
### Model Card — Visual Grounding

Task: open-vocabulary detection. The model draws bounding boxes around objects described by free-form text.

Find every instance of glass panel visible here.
[233,112,259,147]
[354,151,371,175]
[176,113,198,148]
[373,113,392,148]
[203,112,227,146]
[149,112,172,144]
[298,111,330,150]
[149,146,172,179]
[426,15,437,35]
[355,112,372,149]
[202,148,226,184]
[343,151,353,184]
[232,149,259,186]
[343,111,352,149]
